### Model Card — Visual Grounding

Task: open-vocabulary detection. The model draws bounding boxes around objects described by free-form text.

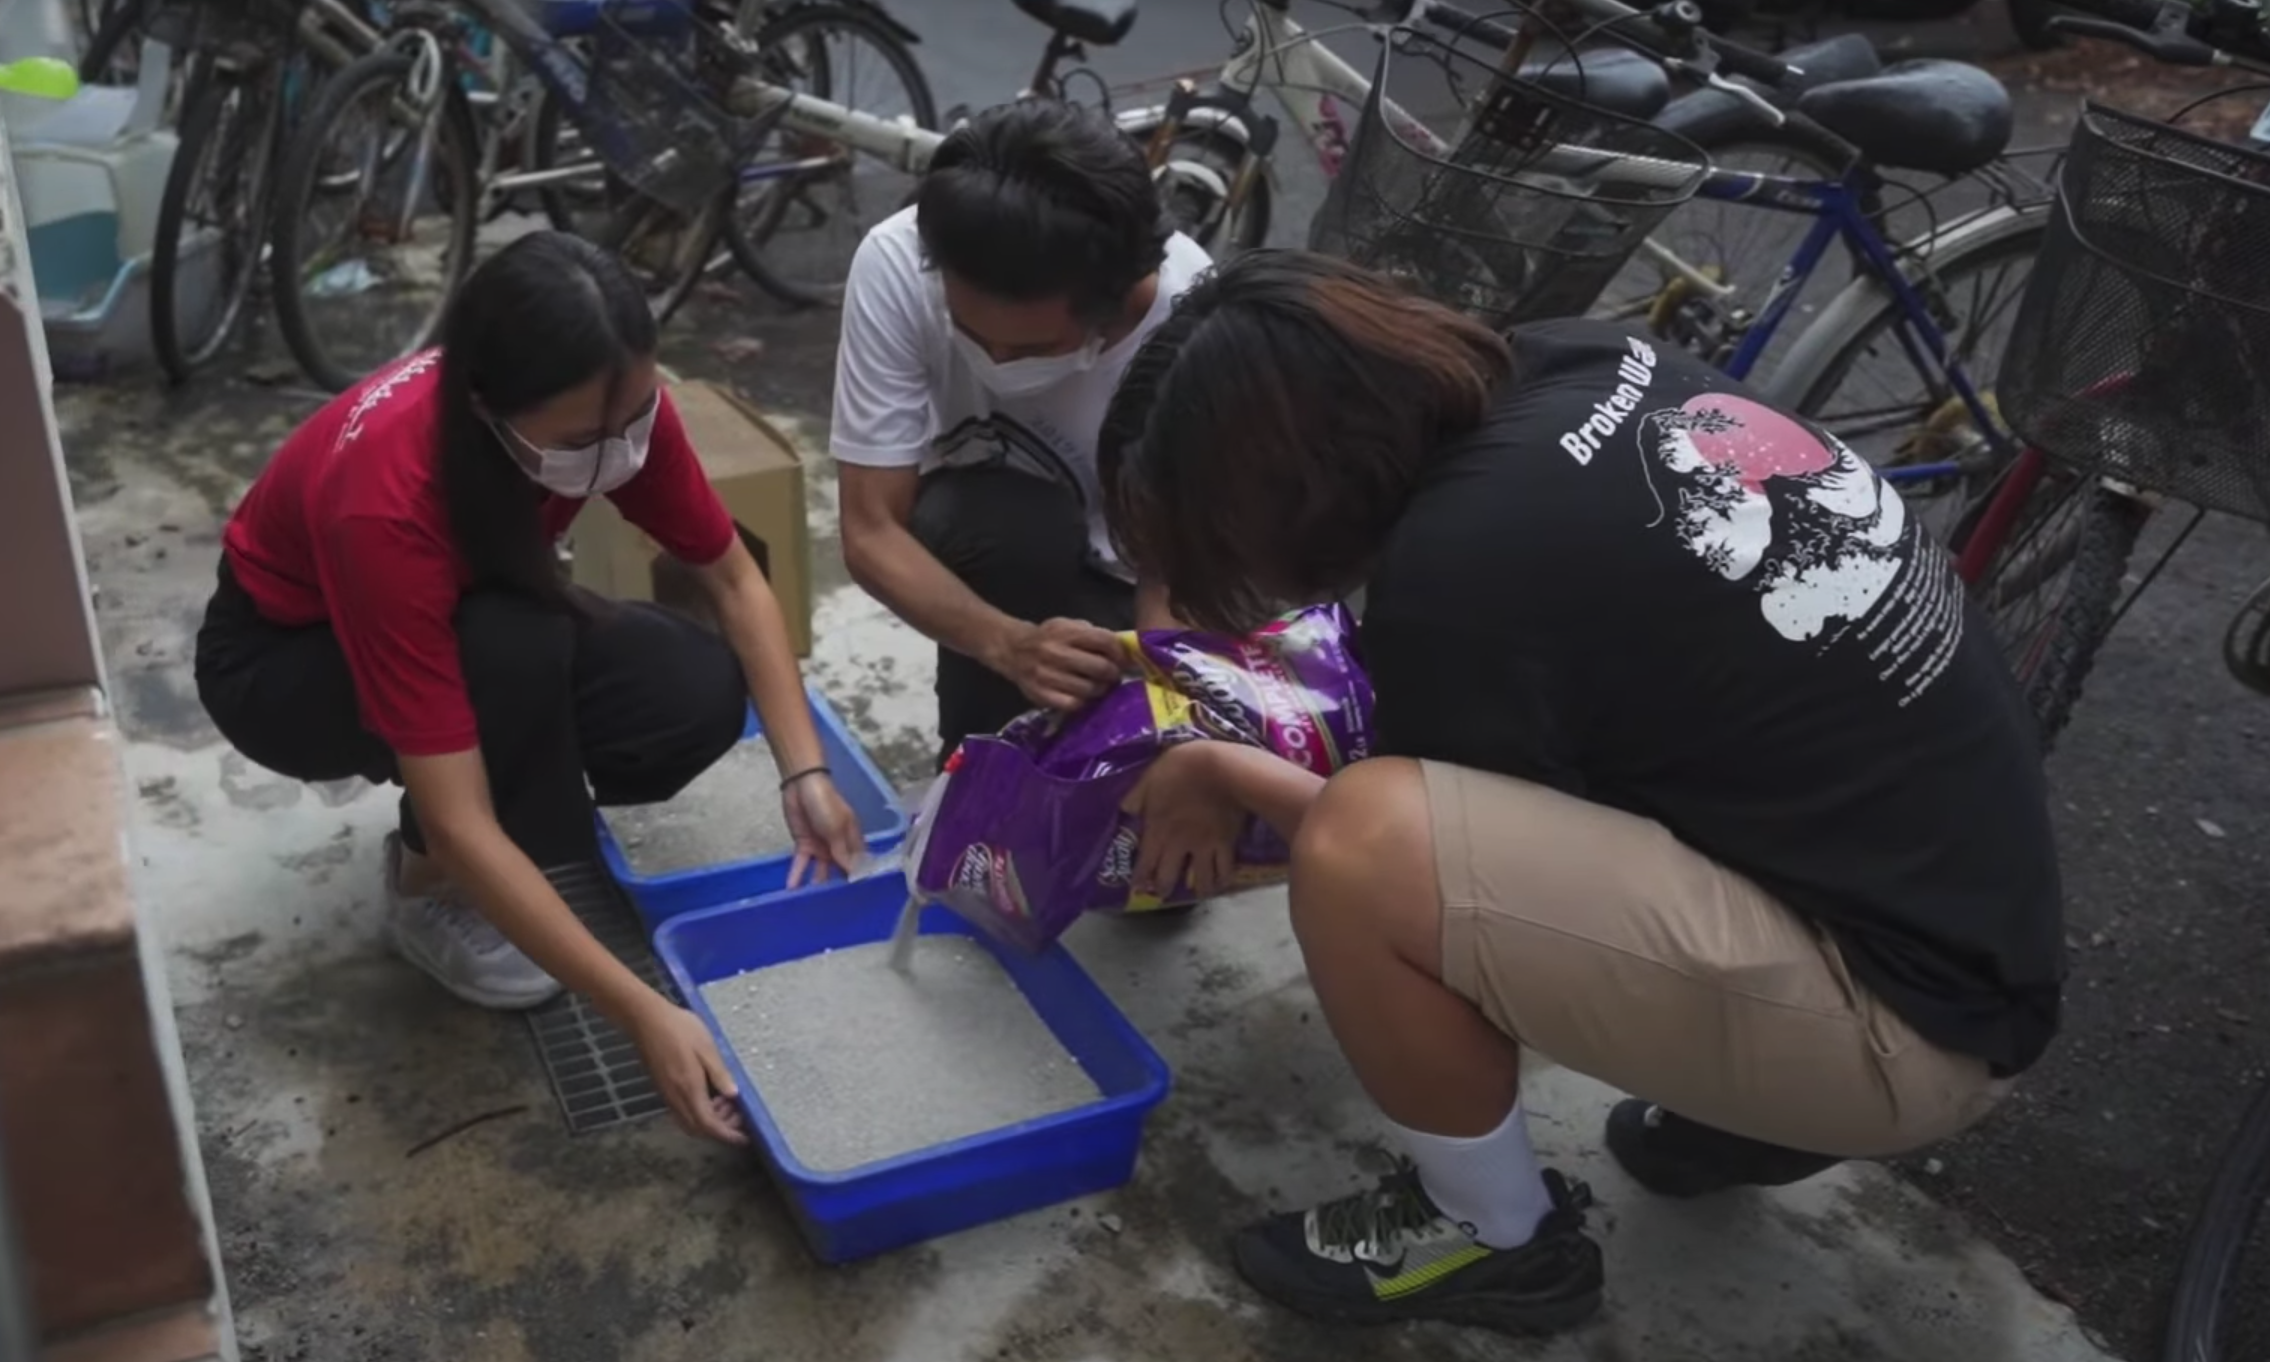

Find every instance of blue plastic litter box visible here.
[655,875,1173,1264]
[596,683,908,928]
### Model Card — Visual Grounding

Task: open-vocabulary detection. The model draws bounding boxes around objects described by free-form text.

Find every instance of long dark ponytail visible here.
[434,231,657,614]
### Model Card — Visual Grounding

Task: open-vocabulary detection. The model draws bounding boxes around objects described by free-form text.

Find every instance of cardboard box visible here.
[569,380,814,657]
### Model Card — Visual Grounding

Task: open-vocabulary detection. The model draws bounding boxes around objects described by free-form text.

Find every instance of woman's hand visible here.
[626,998,749,1146]
[782,771,864,888]
[1121,740,1246,901]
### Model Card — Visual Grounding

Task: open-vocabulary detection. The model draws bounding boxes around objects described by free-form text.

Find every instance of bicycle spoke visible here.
[1796,224,2041,547]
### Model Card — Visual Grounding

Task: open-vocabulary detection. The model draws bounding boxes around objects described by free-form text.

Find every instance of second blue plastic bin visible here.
[596,683,908,928]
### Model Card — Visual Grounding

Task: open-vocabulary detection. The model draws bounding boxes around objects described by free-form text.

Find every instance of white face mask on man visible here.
[497,394,659,498]
[952,331,1104,399]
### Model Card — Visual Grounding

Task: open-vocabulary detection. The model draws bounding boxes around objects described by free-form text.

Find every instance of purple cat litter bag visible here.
[905,604,1375,954]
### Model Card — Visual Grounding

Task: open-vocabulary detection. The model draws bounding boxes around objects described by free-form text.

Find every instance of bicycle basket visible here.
[1997,100,2270,524]
[585,0,776,217]
[1308,28,1706,330]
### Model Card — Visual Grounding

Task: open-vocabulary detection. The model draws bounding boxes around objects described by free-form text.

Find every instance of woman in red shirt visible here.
[194,232,860,1144]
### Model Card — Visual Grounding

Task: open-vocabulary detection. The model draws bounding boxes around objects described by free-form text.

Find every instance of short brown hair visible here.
[1100,250,1515,634]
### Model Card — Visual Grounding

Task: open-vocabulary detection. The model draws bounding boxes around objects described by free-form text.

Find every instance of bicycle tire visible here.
[600,186,732,325]
[526,80,611,236]
[1157,126,1272,256]
[2166,1077,2270,1362]
[269,48,481,393]
[1957,472,2146,750]
[76,0,152,82]
[1776,207,2046,542]
[724,1,938,308]
[1596,123,1853,353]
[149,58,282,384]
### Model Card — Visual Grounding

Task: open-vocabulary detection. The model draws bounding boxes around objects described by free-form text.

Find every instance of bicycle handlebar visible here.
[1707,32,1795,84]
[2055,0,2171,27]
[2047,0,2270,70]
[2049,13,2218,66]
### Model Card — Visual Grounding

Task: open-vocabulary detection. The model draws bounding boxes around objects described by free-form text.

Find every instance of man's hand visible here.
[1122,741,1246,901]
[989,617,1126,712]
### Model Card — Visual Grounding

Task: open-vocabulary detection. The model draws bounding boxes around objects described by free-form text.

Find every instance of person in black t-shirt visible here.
[1096,251,2064,1337]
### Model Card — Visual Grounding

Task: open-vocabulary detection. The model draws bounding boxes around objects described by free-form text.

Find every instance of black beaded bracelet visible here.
[779,764,831,791]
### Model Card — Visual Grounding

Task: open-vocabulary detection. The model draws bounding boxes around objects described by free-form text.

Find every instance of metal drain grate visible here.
[527,862,678,1134]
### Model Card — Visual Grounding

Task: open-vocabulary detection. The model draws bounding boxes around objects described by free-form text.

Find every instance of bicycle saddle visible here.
[1014,0,1137,46]
[1794,59,2015,178]
[1518,47,1672,122]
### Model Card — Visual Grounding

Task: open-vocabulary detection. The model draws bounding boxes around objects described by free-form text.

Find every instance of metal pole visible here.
[0,1099,43,1362]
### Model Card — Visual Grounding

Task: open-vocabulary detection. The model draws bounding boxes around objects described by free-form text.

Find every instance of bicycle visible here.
[510,0,938,303]
[720,0,2037,478]
[1282,0,2042,547]
[1931,3,2270,1345]
[711,0,937,306]
[723,0,1832,298]
[669,0,2044,532]
[138,0,386,384]
[266,0,778,392]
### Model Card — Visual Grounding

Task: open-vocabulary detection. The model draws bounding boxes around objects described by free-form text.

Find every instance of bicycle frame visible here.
[453,0,647,200]
[1691,164,2008,489]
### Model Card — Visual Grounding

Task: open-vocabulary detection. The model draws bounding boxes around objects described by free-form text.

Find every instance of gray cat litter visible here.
[604,742,796,875]
[701,937,1100,1172]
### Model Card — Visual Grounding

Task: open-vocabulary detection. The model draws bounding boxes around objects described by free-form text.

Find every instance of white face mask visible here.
[499,395,657,498]
[953,331,1104,399]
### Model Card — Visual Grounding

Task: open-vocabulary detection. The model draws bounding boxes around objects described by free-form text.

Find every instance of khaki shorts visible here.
[1425,761,2006,1159]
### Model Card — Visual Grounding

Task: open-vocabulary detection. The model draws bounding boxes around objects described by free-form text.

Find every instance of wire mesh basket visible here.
[583,0,776,217]
[1996,99,2270,525]
[1308,27,1707,330]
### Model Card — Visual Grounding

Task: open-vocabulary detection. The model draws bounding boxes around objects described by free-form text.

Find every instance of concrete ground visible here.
[49,5,2270,1359]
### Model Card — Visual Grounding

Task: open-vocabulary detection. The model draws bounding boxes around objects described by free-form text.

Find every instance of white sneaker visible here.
[382,833,562,1010]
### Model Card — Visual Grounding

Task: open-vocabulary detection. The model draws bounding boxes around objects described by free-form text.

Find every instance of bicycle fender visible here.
[1115,102,1259,153]
[1758,203,2045,409]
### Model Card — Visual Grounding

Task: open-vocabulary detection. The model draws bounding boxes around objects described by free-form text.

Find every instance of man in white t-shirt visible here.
[831,99,1213,767]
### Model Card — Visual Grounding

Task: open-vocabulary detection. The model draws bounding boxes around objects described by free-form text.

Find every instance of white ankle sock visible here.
[1394,1101,1554,1250]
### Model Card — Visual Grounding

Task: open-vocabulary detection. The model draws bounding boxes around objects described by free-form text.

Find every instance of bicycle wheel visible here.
[150,56,284,384]
[1155,126,1273,256]
[601,185,733,325]
[269,47,481,393]
[1775,206,2046,547]
[724,1,937,307]
[2166,1076,2270,1362]
[1593,123,1853,376]
[1951,464,2146,749]
[77,0,156,85]
[526,76,613,237]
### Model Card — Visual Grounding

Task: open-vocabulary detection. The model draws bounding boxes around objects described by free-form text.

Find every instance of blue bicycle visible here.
[1311,0,2049,538]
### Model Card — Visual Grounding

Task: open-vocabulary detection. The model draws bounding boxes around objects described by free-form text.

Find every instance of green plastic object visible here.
[0,57,79,101]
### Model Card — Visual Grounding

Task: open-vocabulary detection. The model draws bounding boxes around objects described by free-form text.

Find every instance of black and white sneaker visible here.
[1230,1161,1603,1335]
[1604,1099,1842,1198]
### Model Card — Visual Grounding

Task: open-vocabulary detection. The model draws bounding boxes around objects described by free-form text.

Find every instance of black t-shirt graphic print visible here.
[1363,318,2064,1074]
[1638,387,1966,708]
